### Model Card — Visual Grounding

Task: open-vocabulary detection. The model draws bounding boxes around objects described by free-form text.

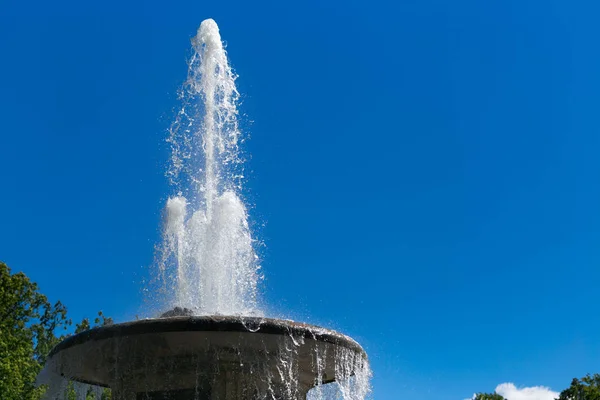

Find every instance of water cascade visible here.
[39,19,371,400]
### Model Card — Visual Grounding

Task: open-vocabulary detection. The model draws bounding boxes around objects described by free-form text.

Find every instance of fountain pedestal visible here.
[43,316,366,400]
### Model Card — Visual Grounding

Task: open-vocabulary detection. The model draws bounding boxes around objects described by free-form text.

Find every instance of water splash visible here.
[157,18,260,315]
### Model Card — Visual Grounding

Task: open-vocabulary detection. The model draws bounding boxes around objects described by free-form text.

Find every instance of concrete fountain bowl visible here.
[43,311,367,399]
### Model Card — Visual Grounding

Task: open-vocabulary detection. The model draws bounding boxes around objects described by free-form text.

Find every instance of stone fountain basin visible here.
[44,315,366,396]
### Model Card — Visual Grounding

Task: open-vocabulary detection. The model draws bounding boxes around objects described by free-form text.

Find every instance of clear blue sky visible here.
[1,1,599,399]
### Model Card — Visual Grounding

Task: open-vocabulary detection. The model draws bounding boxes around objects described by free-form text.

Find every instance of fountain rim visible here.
[48,315,366,359]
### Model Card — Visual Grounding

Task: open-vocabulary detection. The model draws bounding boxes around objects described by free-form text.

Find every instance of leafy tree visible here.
[75,311,113,334]
[0,262,70,399]
[473,393,505,400]
[557,374,600,400]
[0,262,112,400]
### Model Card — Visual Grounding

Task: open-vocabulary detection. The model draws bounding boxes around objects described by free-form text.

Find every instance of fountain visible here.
[39,19,371,400]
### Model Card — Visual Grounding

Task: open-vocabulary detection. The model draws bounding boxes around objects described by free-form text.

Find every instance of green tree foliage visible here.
[0,262,70,399]
[75,311,113,335]
[0,262,111,400]
[557,374,600,400]
[473,393,506,400]
[63,381,111,400]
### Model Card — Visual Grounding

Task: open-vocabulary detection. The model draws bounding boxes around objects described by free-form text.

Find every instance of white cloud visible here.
[495,383,559,400]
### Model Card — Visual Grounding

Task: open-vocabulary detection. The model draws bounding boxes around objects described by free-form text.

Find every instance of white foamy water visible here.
[157,18,260,315]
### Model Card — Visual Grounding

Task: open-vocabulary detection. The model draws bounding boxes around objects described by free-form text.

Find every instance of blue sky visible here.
[1,1,599,399]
